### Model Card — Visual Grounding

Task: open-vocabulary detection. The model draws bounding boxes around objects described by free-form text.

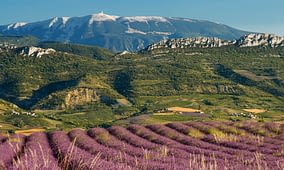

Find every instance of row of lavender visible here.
[0,121,283,170]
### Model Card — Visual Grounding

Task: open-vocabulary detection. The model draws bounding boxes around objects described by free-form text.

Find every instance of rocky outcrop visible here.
[144,37,235,51]
[0,43,17,53]
[144,33,284,51]
[18,46,56,58]
[34,87,103,110]
[236,34,284,47]
[63,88,99,109]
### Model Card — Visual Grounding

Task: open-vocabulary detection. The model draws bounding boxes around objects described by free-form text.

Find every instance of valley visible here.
[0,34,283,132]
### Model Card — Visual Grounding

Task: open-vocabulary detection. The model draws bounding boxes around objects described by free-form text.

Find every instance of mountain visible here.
[0,12,250,52]
[144,33,284,51]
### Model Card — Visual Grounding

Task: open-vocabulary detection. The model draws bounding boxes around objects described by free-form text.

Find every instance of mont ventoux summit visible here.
[2,12,284,51]
[0,12,253,52]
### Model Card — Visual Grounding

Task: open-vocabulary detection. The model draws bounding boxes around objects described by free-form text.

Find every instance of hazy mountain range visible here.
[0,12,250,51]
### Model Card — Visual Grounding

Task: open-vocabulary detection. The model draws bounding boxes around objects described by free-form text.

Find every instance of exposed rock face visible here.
[145,37,235,51]
[63,88,99,109]
[18,46,56,58]
[144,33,284,51]
[237,34,284,47]
[0,43,17,53]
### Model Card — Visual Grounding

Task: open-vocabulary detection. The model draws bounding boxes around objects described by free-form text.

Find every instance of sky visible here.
[0,0,283,35]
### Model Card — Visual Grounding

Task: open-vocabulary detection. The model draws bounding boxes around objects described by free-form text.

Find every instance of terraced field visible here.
[0,121,283,170]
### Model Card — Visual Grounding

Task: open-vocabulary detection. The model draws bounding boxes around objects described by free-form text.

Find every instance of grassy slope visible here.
[122,47,284,124]
[38,42,114,60]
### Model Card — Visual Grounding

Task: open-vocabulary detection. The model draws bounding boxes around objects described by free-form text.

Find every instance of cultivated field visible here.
[14,128,45,136]
[0,121,283,170]
[167,107,201,113]
[243,109,266,114]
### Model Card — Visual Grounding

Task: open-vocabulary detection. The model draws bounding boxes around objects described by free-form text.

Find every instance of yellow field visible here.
[15,128,45,136]
[243,109,266,114]
[168,107,201,113]
[117,98,132,106]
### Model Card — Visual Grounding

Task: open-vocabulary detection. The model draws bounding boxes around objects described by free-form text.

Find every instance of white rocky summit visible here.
[120,16,169,23]
[49,17,70,28]
[7,22,27,30]
[89,12,119,24]
[19,46,56,58]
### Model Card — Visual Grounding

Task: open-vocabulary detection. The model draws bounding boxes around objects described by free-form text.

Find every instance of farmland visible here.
[0,121,283,170]
[0,41,284,130]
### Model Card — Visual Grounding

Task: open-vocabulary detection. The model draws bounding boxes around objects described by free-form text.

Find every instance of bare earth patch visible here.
[243,109,266,114]
[117,98,132,106]
[153,112,177,115]
[168,107,201,113]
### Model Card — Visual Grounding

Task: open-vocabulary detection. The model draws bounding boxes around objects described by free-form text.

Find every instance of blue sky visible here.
[1,0,283,35]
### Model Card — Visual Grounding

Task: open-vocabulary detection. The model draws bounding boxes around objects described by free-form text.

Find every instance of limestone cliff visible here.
[18,46,56,58]
[144,37,234,51]
[144,33,284,51]
[237,34,284,47]
[62,88,99,109]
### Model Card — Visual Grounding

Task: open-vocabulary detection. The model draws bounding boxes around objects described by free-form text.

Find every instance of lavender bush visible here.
[0,121,282,170]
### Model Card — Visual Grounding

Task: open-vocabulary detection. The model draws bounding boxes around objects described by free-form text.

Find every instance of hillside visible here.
[0,122,283,169]
[0,12,249,51]
[38,41,114,60]
[0,36,38,47]
[0,35,284,130]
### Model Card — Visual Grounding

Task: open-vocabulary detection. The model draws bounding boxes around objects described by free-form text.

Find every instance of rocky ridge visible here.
[145,37,235,51]
[17,46,56,58]
[0,44,56,57]
[144,33,284,51]
[0,43,17,52]
[236,34,284,47]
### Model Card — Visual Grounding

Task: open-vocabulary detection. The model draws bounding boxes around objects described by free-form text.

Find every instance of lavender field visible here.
[0,121,283,170]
